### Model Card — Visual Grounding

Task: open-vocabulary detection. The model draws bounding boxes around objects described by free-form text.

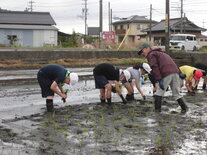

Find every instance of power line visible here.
[28,0,35,12]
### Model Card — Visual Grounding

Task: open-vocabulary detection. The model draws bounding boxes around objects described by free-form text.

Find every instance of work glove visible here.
[158,79,164,90]
[203,84,206,90]
[142,95,146,100]
[62,98,66,103]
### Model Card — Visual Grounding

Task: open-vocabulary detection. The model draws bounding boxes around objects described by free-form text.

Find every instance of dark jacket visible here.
[147,48,179,81]
[93,63,119,81]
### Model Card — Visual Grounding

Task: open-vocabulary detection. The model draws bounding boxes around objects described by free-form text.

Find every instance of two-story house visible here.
[112,15,157,45]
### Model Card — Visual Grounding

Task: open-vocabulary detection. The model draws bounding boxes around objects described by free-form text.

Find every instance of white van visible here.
[170,34,200,51]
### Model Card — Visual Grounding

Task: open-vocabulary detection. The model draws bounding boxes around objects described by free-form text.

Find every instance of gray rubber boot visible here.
[154,95,162,112]
[177,98,188,113]
[46,99,54,112]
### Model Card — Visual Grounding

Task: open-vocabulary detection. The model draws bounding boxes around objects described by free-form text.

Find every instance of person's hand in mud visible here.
[61,89,69,103]
[142,95,146,100]
[61,93,67,103]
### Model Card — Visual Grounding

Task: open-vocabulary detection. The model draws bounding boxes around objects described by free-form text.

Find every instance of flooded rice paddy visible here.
[0,73,207,155]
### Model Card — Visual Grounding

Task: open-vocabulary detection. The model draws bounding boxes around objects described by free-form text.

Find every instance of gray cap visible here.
[137,43,151,55]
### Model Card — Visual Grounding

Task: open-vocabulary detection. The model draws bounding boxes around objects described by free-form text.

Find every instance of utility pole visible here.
[149,4,152,42]
[99,0,103,48]
[110,9,113,31]
[165,0,170,54]
[28,0,35,12]
[82,0,88,35]
[108,2,111,31]
[180,0,183,33]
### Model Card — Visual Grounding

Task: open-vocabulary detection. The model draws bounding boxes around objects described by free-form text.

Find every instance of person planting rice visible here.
[179,65,204,94]
[122,63,152,101]
[93,63,131,105]
[138,43,188,113]
[37,64,78,112]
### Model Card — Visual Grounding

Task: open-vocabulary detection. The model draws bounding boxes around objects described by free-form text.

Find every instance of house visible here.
[0,11,58,47]
[197,35,207,47]
[88,27,99,37]
[112,15,157,44]
[142,17,207,46]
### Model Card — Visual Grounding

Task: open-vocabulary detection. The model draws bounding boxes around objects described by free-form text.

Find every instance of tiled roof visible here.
[112,15,157,24]
[0,11,56,25]
[142,17,206,32]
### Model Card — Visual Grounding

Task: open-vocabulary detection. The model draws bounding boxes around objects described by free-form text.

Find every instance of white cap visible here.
[123,70,131,81]
[142,63,152,74]
[69,73,79,86]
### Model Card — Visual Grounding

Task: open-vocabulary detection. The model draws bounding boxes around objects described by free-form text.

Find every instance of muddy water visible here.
[0,79,207,155]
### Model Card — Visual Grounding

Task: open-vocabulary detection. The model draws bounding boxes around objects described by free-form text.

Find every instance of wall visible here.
[0,49,206,66]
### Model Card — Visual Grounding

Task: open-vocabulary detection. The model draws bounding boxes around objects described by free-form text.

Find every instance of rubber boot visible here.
[125,94,132,101]
[100,98,106,103]
[120,94,127,104]
[131,93,135,100]
[202,84,206,90]
[107,98,112,105]
[46,99,54,112]
[154,95,162,112]
[177,98,188,113]
[125,93,134,101]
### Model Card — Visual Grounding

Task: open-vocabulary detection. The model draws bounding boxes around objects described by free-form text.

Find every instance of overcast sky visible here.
[1,0,207,35]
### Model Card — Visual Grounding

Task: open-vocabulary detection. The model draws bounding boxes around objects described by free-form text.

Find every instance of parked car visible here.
[170,34,200,51]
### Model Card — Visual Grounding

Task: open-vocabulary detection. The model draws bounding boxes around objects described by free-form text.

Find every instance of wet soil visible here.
[0,81,207,155]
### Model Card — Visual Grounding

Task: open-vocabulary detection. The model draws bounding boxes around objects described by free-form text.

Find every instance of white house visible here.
[0,11,58,47]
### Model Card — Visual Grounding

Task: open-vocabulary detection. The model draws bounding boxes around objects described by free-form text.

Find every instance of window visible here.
[115,25,117,30]
[186,36,193,41]
[137,24,143,30]
[205,39,207,42]
[7,35,18,45]
[127,24,130,29]
[120,25,123,29]
[200,39,204,41]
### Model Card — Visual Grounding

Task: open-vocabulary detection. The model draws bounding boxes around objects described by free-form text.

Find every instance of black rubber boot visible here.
[154,95,162,112]
[120,94,127,104]
[46,99,54,112]
[203,84,206,90]
[125,93,134,101]
[107,98,112,104]
[177,98,188,113]
[131,93,135,100]
[100,98,106,103]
